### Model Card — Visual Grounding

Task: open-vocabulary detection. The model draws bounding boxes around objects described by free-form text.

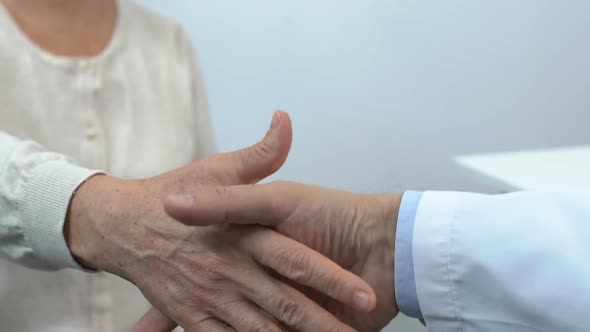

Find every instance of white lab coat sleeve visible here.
[413,191,590,332]
[0,132,101,270]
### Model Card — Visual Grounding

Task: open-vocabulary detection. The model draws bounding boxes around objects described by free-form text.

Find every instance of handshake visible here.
[66,112,401,332]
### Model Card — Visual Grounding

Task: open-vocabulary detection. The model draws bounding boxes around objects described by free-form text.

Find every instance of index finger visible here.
[164,181,303,227]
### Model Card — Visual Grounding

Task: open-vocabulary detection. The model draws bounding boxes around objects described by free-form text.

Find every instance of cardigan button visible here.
[84,126,99,140]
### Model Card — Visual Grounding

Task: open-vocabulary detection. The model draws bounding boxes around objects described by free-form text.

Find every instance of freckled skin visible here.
[65,112,375,332]
[165,181,403,332]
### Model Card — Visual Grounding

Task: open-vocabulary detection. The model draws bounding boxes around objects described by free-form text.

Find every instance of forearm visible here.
[64,174,163,278]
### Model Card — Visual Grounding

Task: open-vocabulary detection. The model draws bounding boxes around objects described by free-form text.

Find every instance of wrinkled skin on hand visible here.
[67,112,375,332]
[163,181,403,332]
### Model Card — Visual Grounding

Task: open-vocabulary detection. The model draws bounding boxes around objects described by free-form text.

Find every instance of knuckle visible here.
[214,186,232,200]
[211,297,242,315]
[177,292,201,309]
[213,187,234,222]
[254,140,275,160]
[198,293,219,307]
[197,294,238,319]
[324,275,345,296]
[276,296,305,326]
[200,254,229,282]
[240,141,273,172]
[279,249,312,282]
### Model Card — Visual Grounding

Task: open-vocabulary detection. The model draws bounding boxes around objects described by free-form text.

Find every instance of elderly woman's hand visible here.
[65,112,375,332]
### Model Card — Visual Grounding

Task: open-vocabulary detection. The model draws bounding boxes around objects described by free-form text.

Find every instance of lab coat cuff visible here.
[394,191,424,320]
[412,191,474,330]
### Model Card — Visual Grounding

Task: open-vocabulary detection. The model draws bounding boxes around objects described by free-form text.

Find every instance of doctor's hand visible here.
[66,112,375,332]
[162,181,402,332]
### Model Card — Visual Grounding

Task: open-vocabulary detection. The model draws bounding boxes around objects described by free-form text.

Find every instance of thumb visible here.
[209,111,292,185]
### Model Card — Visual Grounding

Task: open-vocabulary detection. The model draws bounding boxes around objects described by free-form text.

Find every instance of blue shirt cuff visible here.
[394,191,424,320]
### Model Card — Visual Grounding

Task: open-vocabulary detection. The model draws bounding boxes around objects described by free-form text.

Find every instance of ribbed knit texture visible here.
[20,161,101,269]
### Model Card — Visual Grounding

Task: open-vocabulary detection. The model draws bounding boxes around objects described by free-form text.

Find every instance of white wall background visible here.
[135,1,590,331]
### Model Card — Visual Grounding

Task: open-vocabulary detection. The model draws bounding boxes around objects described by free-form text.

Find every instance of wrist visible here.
[64,174,135,272]
[377,193,402,251]
[372,193,403,310]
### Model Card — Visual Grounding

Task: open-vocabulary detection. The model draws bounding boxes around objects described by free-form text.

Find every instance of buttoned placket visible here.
[77,58,114,332]
[79,59,109,170]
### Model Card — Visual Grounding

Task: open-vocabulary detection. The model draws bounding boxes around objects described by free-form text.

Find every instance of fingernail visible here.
[270,111,281,129]
[353,291,374,312]
[167,194,194,207]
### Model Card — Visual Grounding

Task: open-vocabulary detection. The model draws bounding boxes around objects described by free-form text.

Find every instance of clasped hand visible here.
[67,112,400,332]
